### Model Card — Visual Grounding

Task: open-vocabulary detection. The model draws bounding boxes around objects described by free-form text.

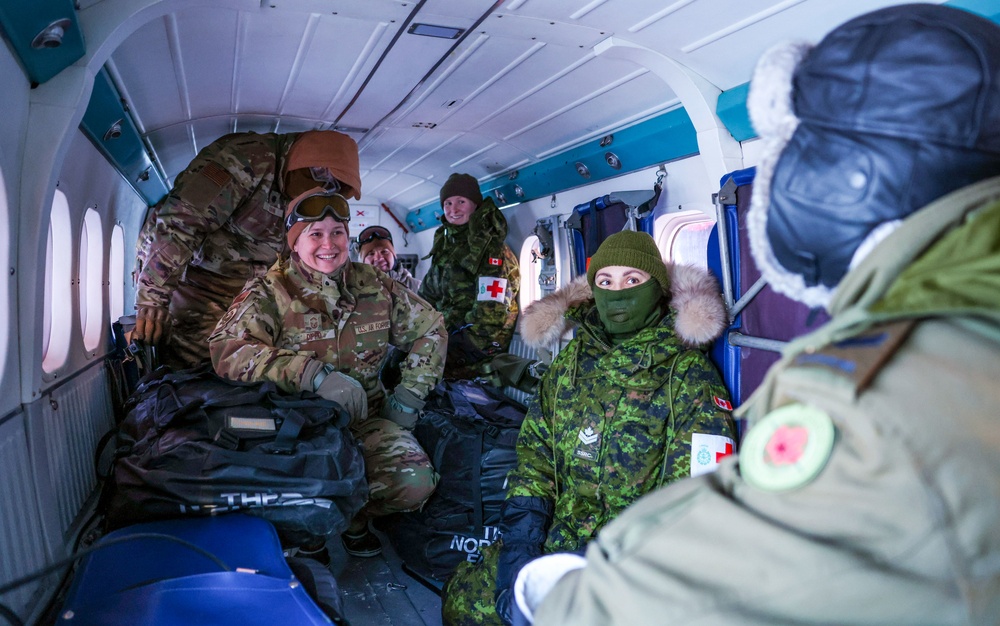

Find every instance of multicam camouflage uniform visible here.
[135,132,299,368]
[419,197,519,378]
[442,271,736,626]
[209,258,446,517]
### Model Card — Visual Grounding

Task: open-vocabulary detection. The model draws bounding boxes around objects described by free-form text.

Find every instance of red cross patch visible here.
[477,277,508,302]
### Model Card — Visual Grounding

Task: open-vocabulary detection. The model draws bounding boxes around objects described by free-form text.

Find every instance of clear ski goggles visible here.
[285,189,351,231]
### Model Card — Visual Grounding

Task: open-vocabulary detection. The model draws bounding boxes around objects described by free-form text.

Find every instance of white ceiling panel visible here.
[93,0,962,211]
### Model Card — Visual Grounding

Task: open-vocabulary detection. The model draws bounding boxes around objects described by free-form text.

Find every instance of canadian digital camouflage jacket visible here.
[511,269,736,552]
[418,197,520,356]
[208,257,446,406]
[135,132,298,309]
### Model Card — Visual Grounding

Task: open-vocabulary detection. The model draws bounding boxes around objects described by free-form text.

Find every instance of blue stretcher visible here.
[59,514,332,625]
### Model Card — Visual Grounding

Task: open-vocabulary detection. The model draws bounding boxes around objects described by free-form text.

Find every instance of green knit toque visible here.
[587,230,670,294]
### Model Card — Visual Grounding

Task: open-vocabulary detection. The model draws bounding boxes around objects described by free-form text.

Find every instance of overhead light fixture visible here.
[408,23,465,39]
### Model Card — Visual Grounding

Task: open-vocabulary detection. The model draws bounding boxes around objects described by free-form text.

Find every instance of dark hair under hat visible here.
[587,230,671,294]
[439,173,483,207]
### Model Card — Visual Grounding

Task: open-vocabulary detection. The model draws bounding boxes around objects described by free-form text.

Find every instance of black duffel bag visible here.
[382,379,526,585]
[103,365,368,546]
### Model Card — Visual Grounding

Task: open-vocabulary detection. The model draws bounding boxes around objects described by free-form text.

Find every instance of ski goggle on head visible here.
[308,166,342,191]
[285,188,351,232]
[357,226,393,247]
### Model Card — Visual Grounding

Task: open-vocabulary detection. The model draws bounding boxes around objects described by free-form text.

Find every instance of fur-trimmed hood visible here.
[519,263,727,349]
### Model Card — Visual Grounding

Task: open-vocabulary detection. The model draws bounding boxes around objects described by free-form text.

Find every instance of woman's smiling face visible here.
[294,216,350,274]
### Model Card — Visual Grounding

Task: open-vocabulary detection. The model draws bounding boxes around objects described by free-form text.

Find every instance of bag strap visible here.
[272,409,306,453]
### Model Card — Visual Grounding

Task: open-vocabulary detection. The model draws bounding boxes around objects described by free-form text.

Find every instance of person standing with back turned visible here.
[133,130,360,369]
[419,173,520,379]
[517,5,1000,624]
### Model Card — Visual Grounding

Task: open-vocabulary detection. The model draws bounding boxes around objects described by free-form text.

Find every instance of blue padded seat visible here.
[60,514,332,625]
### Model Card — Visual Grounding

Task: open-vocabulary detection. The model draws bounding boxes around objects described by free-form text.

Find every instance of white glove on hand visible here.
[513,553,587,624]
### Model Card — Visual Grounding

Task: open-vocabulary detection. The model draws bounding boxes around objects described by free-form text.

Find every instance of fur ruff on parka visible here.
[519,263,727,350]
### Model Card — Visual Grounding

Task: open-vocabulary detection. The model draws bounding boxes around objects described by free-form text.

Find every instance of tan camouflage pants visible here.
[165,270,250,369]
[352,417,438,518]
[441,541,503,626]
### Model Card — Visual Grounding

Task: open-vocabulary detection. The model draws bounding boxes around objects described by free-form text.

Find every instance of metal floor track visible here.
[328,527,443,626]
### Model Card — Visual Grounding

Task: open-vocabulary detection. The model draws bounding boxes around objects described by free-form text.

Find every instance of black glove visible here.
[495,496,553,624]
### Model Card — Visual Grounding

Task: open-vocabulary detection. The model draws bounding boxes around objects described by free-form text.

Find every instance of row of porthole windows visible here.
[518,210,715,311]
[42,189,126,373]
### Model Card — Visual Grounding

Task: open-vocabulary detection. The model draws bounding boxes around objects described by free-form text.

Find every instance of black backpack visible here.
[101,365,368,546]
[382,379,527,586]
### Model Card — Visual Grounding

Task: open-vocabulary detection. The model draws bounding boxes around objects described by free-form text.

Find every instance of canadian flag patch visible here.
[713,396,734,411]
[489,257,502,266]
[690,433,735,477]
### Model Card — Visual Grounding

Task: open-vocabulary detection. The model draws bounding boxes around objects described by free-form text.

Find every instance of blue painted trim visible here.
[80,69,169,207]
[0,0,84,85]
[717,82,755,142]
[406,108,698,232]
[945,0,1000,22]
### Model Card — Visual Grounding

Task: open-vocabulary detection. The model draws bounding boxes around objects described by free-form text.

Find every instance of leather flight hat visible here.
[747,4,1000,308]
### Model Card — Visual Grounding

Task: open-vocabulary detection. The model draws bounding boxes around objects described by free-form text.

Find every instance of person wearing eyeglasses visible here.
[209,188,446,561]
[419,173,520,379]
[133,130,361,370]
[357,225,421,292]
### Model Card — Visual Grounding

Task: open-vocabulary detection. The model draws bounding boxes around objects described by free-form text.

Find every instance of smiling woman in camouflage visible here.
[441,230,737,626]
[209,187,446,560]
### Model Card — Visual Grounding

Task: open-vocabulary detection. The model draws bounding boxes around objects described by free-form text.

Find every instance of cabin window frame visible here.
[80,207,104,354]
[654,210,717,270]
[42,189,74,373]
[518,235,543,311]
[109,224,125,325]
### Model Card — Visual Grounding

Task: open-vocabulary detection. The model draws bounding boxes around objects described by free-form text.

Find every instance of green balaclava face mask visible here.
[593,278,663,338]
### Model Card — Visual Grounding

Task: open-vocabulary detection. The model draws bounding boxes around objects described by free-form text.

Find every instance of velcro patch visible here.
[355,320,390,334]
[477,277,508,302]
[690,433,735,477]
[739,403,835,492]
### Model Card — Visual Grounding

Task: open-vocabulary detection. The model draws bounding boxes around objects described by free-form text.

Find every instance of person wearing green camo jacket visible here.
[520,6,1000,625]
[134,129,360,369]
[441,230,737,626]
[209,188,445,561]
[419,173,520,379]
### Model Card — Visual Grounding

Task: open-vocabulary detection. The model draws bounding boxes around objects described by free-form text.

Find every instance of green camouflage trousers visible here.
[441,541,503,626]
[353,417,438,517]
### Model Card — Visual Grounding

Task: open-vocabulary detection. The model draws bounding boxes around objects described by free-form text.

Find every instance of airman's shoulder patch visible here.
[740,403,835,492]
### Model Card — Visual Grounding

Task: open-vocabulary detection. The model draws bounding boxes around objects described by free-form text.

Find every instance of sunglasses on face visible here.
[285,192,351,231]
[357,226,392,246]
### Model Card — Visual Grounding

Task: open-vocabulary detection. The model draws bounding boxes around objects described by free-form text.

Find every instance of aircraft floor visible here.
[328,527,443,626]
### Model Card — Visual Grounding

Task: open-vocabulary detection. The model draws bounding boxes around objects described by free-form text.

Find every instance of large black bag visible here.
[383,379,527,585]
[104,365,368,545]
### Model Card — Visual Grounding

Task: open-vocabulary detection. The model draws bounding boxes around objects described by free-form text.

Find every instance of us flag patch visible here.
[713,396,733,411]
[198,161,232,187]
